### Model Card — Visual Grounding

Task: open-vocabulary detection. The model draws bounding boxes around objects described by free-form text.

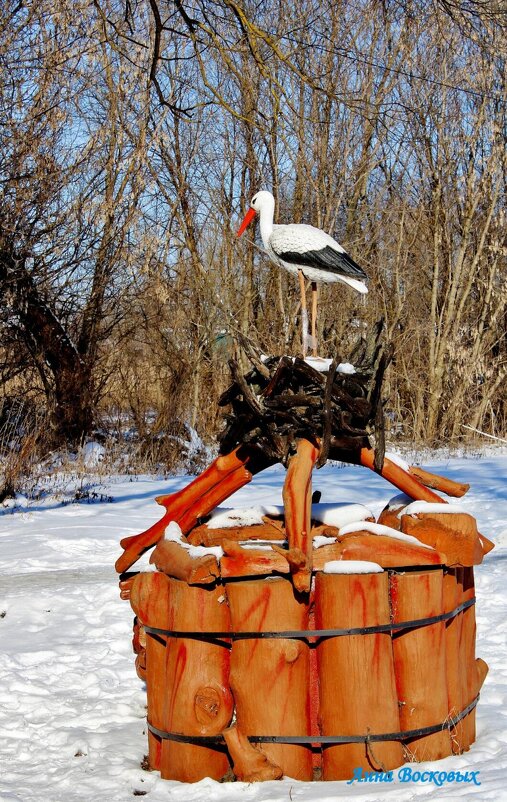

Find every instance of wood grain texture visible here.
[315,572,404,779]
[226,577,312,780]
[283,438,319,593]
[161,578,233,782]
[390,569,452,761]
[401,512,483,566]
[129,572,172,770]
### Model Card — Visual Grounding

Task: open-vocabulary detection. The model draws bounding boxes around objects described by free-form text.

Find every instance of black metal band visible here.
[147,695,479,746]
[144,596,475,646]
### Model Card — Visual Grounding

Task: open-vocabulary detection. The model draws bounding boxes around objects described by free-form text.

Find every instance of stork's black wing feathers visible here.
[277,245,367,279]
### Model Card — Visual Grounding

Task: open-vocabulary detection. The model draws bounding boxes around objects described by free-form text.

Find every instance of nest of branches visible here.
[218,321,393,471]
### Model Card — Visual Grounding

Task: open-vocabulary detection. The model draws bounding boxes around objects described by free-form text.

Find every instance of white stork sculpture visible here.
[237,190,368,357]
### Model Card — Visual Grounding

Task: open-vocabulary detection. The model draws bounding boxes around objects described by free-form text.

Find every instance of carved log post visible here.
[283,438,319,593]
[226,577,312,780]
[460,567,488,751]
[129,572,172,770]
[315,571,403,779]
[443,568,465,753]
[390,569,452,761]
[161,578,233,782]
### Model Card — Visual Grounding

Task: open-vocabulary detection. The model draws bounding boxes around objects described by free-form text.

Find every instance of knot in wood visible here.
[194,686,221,724]
[283,640,303,664]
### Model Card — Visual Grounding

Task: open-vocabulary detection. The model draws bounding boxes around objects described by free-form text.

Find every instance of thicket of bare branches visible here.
[0,0,505,466]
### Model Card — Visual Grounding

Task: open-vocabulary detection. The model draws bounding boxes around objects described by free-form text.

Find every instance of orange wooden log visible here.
[223,725,283,781]
[359,448,445,503]
[308,606,321,773]
[315,572,404,779]
[116,446,270,574]
[118,448,250,553]
[177,465,253,534]
[187,517,285,546]
[161,578,233,782]
[219,533,447,578]
[135,647,147,681]
[129,572,172,770]
[116,463,253,574]
[226,577,312,780]
[459,568,488,751]
[400,512,483,566]
[149,539,220,584]
[311,523,342,538]
[408,466,470,497]
[155,446,257,512]
[390,569,452,761]
[313,534,447,569]
[187,515,285,546]
[220,542,290,579]
[459,567,475,751]
[283,438,319,593]
[443,568,465,753]
[116,515,175,574]
[271,543,308,570]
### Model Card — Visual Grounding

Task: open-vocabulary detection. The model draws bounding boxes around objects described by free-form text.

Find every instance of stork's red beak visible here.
[237,207,256,237]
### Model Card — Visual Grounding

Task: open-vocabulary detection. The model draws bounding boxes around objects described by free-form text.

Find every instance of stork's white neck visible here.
[257,195,275,248]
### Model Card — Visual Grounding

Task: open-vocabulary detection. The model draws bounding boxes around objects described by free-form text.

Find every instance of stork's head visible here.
[237,190,275,236]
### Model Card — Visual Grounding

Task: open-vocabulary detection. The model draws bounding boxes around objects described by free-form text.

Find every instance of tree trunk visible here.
[0,245,95,444]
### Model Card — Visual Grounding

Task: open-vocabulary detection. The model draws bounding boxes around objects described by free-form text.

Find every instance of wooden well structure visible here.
[116,344,492,782]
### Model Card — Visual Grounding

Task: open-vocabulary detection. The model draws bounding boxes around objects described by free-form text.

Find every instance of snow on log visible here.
[322,559,383,573]
[149,540,220,584]
[339,520,435,549]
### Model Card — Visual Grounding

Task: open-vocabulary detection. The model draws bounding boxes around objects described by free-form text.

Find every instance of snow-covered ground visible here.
[1,452,506,801]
